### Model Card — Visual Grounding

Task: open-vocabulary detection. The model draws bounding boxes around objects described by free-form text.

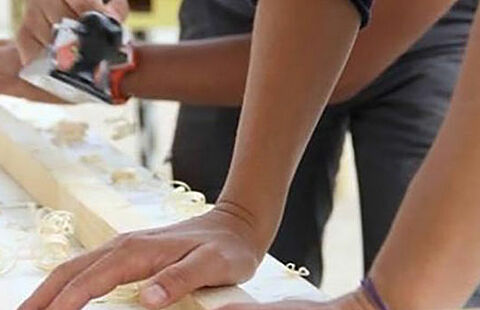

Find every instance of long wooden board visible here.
[0,97,325,309]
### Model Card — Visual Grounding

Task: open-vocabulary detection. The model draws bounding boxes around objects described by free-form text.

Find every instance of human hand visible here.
[215,290,376,310]
[19,207,262,310]
[17,0,130,64]
[0,41,62,102]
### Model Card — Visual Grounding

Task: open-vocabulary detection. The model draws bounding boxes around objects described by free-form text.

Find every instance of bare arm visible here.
[122,0,457,105]
[0,0,457,105]
[216,0,360,252]
[19,1,365,310]
[123,34,251,105]
[370,6,480,309]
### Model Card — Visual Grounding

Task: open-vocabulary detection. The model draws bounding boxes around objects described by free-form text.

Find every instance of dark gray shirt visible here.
[213,0,373,27]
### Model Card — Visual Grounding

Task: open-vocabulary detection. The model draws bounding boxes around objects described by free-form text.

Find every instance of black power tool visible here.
[20,11,135,104]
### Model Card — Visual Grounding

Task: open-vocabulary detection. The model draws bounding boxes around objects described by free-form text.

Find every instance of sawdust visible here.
[51,121,89,146]
[111,168,138,185]
[79,154,103,165]
[111,122,137,141]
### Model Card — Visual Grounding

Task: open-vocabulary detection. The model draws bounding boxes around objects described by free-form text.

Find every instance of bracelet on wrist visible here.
[361,277,390,310]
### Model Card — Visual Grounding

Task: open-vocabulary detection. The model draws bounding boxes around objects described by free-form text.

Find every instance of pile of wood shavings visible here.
[33,207,141,304]
[165,181,213,217]
[33,208,75,271]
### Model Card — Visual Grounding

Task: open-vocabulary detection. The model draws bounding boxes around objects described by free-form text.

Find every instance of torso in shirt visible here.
[204,0,478,57]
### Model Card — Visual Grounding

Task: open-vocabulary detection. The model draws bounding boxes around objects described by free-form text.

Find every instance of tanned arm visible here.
[0,0,457,105]
[370,6,480,309]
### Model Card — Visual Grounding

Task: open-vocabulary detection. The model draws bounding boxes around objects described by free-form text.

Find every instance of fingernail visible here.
[141,284,168,307]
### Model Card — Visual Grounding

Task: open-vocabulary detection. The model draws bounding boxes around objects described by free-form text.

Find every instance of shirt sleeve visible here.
[350,0,373,28]
[249,0,373,28]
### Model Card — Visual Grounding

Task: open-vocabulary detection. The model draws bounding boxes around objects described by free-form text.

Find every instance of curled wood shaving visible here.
[33,208,75,272]
[37,210,75,236]
[166,181,213,217]
[51,121,89,146]
[285,263,310,278]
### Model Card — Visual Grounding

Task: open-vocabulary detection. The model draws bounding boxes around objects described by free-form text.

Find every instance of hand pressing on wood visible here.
[0,42,62,103]
[19,206,261,310]
[17,0,129,65]
[215,292,376,310]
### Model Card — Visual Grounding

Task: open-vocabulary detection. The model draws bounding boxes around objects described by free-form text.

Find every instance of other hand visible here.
[215,290,376,310]
[0,41,61,102]
[17,0,130,64]
[19,207,261,310]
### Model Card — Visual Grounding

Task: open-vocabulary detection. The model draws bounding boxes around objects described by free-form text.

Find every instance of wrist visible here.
[353,288,380,310]
[120,44,140,98]
[210,200,269,259]
[111,44,138,104]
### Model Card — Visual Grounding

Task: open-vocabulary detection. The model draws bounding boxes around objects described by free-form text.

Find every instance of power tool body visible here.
[20,12,135,104]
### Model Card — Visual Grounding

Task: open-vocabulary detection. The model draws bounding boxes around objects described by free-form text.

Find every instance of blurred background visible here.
[0,0,363,298]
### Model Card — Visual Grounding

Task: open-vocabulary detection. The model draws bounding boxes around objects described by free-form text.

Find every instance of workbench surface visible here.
[0,97,327,309]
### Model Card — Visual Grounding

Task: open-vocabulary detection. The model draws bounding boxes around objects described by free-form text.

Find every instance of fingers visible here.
[17,0,76,64]
[0,43,61,102]
[16,25,44,66]
[64,0,104,17]
[18,246,111,310]
[16,0,110,65]
[140,245,231,310]
[45,250,139,309]
[105,0,130,21]
[44,234,185,309]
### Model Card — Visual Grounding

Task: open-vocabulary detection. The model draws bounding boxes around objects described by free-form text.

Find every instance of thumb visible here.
[139,246,228,309]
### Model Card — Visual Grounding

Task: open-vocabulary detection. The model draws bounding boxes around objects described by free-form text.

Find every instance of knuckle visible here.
[162,265,190,291]
[50,261,72,278]
[16,24,31,42]
[116,232,138,248]
[113,232,131,244]
[205,244,232,270]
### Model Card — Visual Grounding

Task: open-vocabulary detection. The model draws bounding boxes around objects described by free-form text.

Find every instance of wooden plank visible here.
[0,97,326,309]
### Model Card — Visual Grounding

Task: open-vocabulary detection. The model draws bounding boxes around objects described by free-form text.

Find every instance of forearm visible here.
[370,7,480,309]
[122,35,251,106]
[217,0,360,252]
[123,0,455,106]
[331,0,457,103]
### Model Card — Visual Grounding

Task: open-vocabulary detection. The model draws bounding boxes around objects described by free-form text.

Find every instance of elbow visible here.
[329,72,376,105]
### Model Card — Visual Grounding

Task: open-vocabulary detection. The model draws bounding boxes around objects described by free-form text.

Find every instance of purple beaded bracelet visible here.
[361,278,390,310]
